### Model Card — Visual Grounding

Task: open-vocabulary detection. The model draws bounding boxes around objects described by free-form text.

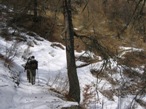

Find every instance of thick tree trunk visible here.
[64,0,80,103]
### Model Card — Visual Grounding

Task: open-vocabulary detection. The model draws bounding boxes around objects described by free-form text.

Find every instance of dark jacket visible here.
[25,59,38,70]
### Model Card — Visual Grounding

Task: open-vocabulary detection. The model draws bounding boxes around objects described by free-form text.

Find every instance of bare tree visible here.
[63,0,80,103]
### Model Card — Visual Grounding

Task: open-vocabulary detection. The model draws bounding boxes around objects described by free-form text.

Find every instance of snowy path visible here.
[0,31,78,109]
[12,85,57,109]
[0,63,77,109]
[7,69,76,109]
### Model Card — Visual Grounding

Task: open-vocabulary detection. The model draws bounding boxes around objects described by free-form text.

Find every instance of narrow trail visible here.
[10,70,65,109]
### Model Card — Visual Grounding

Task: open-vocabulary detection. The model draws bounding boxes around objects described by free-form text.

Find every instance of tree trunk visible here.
[33,0,38,22]
[63,0,80,103]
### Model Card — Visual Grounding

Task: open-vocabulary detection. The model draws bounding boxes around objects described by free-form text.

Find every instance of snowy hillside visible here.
[0,26,146,109]
[0,4,146,109]
[0,33,79,109]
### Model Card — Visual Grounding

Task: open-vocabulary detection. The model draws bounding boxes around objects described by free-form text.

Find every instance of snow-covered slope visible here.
[0,28,145,109]
[0,33,80,109]
[0,4,146,109]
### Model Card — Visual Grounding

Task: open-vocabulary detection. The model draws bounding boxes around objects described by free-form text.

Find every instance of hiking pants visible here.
[26,70,31,82]
[29,69,36,85]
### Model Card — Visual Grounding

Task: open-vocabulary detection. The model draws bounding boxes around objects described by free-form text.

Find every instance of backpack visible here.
[25,61,30,70]
[29,59,38,70]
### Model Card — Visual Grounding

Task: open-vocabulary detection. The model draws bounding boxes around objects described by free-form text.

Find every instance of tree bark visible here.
[33,0,38,22]
[63,0,80,103]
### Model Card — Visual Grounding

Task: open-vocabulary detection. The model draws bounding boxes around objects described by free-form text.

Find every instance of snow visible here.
[0,28,146,109]
[0,35,79,109]
[0,11,146,109]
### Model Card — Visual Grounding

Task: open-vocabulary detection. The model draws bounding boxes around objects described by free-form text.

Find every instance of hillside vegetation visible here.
[0,1,146,108]
[1,0,146,63]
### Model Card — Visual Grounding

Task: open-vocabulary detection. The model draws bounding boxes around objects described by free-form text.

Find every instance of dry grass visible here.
[118,51,146,67]
[8,0,146,54]
[5,1,146,67]
[11,14,61,42]
[99,89,114,101]
[91,69,118,86]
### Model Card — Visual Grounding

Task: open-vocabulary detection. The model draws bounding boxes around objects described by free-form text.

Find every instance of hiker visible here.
[144,65,146,76]
[142,65,146,82]
[25,56,38,85]
[144,65,146,73]
[24,57,32,83]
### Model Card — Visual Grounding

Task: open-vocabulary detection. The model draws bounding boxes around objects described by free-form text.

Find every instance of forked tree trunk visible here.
[63,0,80,103]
